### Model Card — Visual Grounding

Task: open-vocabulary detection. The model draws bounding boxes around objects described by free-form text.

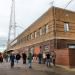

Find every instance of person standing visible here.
[38,53,42,64]
[52,51,56,66]
[43,52,46,64]
[16,53,21,63]
[22,52,27,64]
[10,52,15,68]
[0,53,3,63]
[46,52,51,67]
[28,52,33,68]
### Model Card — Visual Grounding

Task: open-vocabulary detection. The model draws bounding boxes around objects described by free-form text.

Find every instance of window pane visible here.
[46,24,49,33]
[34,31,37,38]
[40,28,42,35]
[42,26,46,34]
[37,29,40,37]
[64,22,69,32]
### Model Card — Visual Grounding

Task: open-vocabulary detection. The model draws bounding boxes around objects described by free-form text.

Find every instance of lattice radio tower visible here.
[7,0,16,50]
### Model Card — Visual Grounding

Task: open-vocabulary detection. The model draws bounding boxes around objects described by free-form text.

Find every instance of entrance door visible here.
[69,48,75,67]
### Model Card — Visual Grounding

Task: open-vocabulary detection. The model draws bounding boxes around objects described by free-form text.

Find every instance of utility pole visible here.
[7,0,16,51]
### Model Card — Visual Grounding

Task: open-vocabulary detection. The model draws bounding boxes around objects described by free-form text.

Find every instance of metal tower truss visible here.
[7,0,16,50]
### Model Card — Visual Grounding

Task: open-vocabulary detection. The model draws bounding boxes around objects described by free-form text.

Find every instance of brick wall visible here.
[55,48,69,66]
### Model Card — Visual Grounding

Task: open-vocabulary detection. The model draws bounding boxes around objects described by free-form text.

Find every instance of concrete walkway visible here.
[0,60,75,75]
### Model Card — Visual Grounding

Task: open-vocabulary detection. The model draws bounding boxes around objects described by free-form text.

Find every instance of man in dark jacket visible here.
[38,53,42,64]
[10,53,15,68]
[22,52,27,64]
[46,52,51,67]
[16,53,21,63]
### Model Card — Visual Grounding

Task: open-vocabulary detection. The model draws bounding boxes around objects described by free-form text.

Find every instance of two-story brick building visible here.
[6,7,75,67]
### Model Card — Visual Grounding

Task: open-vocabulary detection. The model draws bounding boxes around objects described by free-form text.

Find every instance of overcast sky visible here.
[0,0,75,52]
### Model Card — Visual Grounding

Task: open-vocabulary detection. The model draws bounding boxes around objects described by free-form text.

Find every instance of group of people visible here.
[37,51,56,67]
[2,51,56,68]
[3,52,32,68]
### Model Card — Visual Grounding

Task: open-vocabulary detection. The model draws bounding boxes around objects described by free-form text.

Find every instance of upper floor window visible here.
[64,22,69,32]
[31,33,33,39]
[24,36,27,42]
[27,34,31,40]
[46,24,49,33]
[37,29,40,37]
[34,31,37,38]
[31,33,35,39]
[39,28,42,36]
[42,26,46,35]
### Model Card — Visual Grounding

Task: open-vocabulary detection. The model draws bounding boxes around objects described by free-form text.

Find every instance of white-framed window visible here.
[27,34,31,40]
[68,44,75,48]
[39,28,42,35]
[46,24,49,33]
[44,45,49,52]
[31,33,33,39]
[64,22,69,32]
[37,29,40,37]
[34,31,37,38]
[42,26,46,34]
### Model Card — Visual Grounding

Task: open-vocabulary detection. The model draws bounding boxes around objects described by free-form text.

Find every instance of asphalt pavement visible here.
[0,60,75,75]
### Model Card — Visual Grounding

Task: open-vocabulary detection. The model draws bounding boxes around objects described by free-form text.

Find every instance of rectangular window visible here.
[27,34,31,40]
[42,26,46,35]
[39,28,42,36]
[68,44,75,48]
[31,33,35,39]
[24,36,27,42]
[34,31,37,38]
[37,29,40,37]
[64,22,69,32]
[46,24,49,33]
[31,33,33,39]
[44,45,49,52]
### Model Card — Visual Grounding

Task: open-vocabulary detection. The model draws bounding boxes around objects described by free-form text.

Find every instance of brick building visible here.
[6,7,75,67]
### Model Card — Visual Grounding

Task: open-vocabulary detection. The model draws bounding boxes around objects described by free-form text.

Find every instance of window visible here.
[24,36,27,42]
[27,34,31,40]
[34,31,37,38]
[42,26,46,34]
[46,24,49,33]
[31,33,34,39]
[44,45,49,52]
[37,29,40,37]
[68,44,75,48]
[39,28,42,35]
[31,33,33,39]
[64,22,69,32]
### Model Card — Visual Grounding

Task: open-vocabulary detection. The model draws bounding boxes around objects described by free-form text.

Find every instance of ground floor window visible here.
[68,44,75,48]
[44,45,49,53]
